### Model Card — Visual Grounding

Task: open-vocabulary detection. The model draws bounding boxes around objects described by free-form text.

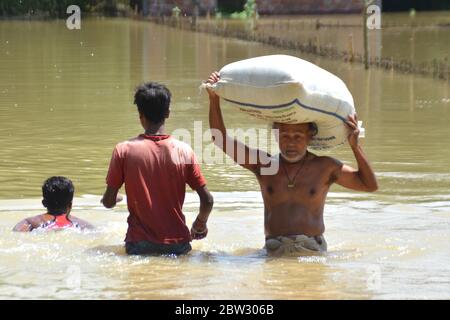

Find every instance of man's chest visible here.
[258,170,331,202]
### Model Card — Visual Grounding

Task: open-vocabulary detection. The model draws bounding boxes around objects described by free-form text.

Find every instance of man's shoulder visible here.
[70,216,95,230]
[167,137,195,152]
[113,136,144,150]
[118,135,143,145]
[116,136,190,148]
[29,213,47,221]
[311,154,342,168]
[26,214,48,227]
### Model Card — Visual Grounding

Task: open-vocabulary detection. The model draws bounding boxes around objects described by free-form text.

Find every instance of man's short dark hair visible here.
[308,122,318,137]
[134,82,171,124]
[42,176,74,216]
[272,122,319,137]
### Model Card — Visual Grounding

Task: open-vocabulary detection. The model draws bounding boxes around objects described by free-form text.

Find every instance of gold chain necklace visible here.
[281,152,308,188]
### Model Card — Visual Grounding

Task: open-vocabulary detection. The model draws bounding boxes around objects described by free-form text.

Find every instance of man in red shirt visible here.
[102,82,213,255]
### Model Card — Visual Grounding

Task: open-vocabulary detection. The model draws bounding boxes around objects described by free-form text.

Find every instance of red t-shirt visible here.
[106,134,206,244]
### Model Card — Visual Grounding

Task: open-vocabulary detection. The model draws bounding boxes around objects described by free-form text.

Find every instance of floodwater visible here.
[251,12,450,64]
[0,18,449,299]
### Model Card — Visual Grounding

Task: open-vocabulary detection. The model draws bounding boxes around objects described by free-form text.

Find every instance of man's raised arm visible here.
[206,72,269,174]
[335,114,378,192]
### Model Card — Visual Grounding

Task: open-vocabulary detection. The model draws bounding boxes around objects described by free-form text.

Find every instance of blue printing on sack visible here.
[223,97,347,123]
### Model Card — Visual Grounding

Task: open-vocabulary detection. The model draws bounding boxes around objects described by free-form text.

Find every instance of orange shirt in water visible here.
[41,214,76,230]
[106,134,206,244]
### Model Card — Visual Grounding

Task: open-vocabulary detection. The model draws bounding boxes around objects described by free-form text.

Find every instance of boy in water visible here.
[102,82,214,256]
[205,72,378,256]
[13,176,93,232]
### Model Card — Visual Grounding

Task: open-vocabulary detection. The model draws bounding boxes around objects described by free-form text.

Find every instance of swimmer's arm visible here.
[12,219,33,232]
[12,216,41,232]
[101,186,123,209]
[206,72,269,174]
[70,217,95,230]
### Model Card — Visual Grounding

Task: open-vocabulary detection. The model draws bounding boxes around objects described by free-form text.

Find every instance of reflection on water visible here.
[0,18,449,299]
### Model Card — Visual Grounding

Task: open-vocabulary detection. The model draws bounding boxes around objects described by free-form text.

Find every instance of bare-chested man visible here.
[206,72,378,256]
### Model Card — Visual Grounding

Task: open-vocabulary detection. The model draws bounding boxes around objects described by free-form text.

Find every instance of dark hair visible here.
[308,122,318,137]
[272,122,318,137]
[42,176,74,216]
[134,82,171,124]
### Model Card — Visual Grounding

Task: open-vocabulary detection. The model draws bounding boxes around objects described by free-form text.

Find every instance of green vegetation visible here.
[0,0,130,18]
[383,0,450,11]
[230,0,257,20]
[216,0,244,15]
[171,6,180,18]
[216,0,258,20]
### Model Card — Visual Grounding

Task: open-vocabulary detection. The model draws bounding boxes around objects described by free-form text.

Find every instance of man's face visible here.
[274,122,312,162]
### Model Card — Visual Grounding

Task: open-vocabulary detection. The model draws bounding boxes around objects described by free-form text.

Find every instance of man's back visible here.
[106,134,206,244]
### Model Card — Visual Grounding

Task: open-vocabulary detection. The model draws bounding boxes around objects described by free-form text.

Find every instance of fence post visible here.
[348,33,355,62]
[444,56,449,81]
[363,1,369,69]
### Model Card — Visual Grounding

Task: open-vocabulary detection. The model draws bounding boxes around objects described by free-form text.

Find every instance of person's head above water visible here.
[134,82,171,127]
[42,176,74,216]
[273,122,318,163]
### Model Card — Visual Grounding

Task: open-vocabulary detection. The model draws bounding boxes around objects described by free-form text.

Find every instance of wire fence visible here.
[144,14,450,81]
